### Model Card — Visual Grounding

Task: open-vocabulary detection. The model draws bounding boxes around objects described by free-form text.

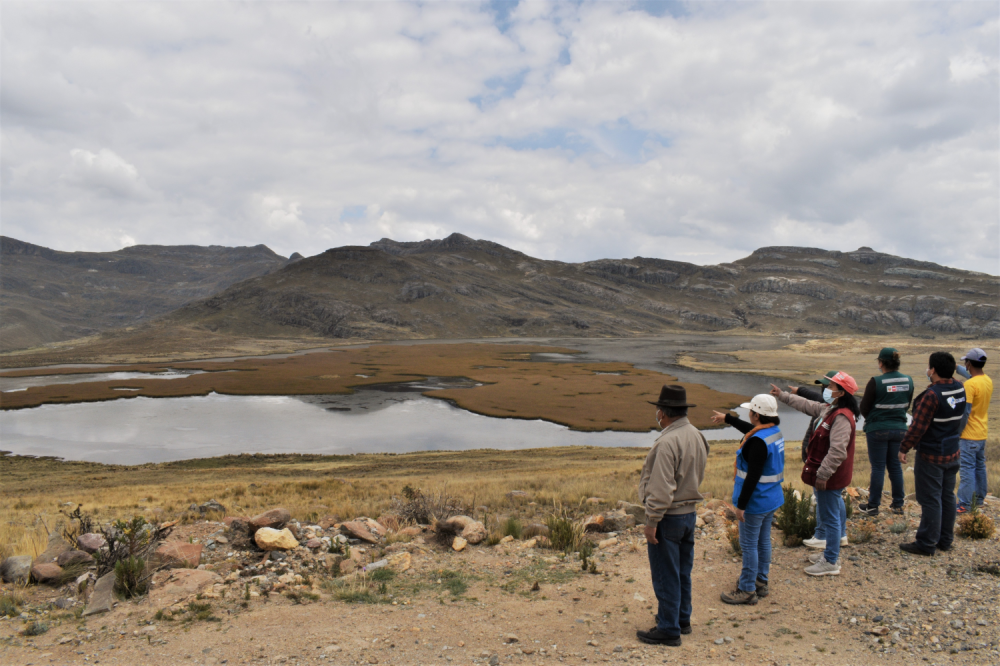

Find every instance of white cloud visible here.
[0,1,996,274]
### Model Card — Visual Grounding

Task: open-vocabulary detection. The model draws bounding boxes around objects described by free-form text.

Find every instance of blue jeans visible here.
[958,439,988,510]
[646,513,695,637]
[866,429,907,509]
[813,488,846,539]
[914,455,959,552]
[738,510,775,592]
[815,489,845,564]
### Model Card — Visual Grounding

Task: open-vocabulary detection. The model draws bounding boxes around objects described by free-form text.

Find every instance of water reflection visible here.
[0,369,214,392]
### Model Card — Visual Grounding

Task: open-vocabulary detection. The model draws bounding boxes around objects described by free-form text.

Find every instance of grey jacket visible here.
[777,391,853,483]
[638,417,710,526]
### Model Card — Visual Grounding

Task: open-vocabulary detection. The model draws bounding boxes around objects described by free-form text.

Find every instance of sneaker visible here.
[890,506,905,515]
[680,624,692,635]
[804,538,827,550]
[841,536,849,547]
[808,552,840,565]
[957,507,969,514]
[754,577,769,599]
[899,542,934,556]
[720,587,759,605]
[804,559,841,576]
[637,626,682,646]
[857,503,879,517]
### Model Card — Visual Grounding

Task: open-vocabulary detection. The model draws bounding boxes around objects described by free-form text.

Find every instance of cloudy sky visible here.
[2,1,997,273]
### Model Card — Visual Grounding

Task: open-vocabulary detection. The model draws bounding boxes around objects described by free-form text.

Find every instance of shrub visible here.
[848,520,877,544]
[0,592,23,617]
[545,515,581,553]
[725,521,742,555]
[60,505,96,550]
[957,498,996,540]
[114,556,148,599]
[22,621,49,637]
[501,517,523,540]
[843,493,853,520]
[391,486,462,524]
[439,570,468,597]
[369,567,395,582]
[889,520,908,535]
[774,485,816,545]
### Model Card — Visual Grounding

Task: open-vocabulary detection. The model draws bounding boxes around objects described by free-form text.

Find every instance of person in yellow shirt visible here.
[957,348,992,513]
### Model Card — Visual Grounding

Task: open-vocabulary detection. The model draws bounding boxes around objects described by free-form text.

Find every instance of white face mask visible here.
[822,388,834,404]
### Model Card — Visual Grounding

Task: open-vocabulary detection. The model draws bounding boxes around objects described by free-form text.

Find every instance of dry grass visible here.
[0,343,746,431]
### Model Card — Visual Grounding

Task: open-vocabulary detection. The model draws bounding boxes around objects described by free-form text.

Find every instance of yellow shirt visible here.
[961,373,993,441]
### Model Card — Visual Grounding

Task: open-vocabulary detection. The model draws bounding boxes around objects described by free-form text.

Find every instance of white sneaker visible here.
[807,552,841,564]
[804,559,841,576]
[804,538,826,550]
[841,536,849,547]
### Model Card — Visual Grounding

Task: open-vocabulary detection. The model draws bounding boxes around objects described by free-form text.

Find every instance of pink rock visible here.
[340,521,380,543]
[149,569,222,608]
[249,508,290,531]
[31,562,63,585]
[305,538,323,549]
[76,533,107,554]
[56,550,94,568]
[153,542,203,568]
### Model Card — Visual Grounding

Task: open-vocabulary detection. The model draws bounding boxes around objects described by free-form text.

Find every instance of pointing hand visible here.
[710,410,728,425]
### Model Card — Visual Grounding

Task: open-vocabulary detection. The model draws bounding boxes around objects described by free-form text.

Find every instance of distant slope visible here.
[0,237,288,352]
[168,234,999,340]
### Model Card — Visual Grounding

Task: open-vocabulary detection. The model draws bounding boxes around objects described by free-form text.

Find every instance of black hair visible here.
[662,406,688,419]
[929,351,956,379]
[968,359,986,370]
[882,352,901,372]
[833,390,861,420]
[757,414,780,426]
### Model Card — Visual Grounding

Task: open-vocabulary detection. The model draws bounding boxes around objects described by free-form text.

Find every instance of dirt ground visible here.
[3,498,998,666]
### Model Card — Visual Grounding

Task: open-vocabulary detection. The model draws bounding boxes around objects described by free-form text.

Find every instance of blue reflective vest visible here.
[732,425,786,515]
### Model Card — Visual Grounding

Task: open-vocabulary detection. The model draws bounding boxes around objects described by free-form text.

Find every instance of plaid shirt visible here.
[900,378,961,464]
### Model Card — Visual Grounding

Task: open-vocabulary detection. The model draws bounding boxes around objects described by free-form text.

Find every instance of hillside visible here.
[0,237,291,352]
[167,234,999,340]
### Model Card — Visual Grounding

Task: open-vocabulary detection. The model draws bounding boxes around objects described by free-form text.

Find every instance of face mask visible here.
[822,388,834,404]
[926,369,933,380]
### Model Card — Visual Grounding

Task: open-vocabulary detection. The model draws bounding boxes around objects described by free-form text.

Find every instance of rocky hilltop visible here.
[168,234,999,340]
[0,237,290,352]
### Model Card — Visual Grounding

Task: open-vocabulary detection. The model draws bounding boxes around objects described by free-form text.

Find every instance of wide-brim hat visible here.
[648,384,697,409]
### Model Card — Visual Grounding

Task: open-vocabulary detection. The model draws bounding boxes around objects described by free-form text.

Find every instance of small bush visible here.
[957,499,996,540]
[546,515,581,553]
[369,567,395,582]
[889,520,908,535]
[187,601,220,622]
[0,592,23,617]
[501,517,523,540]
[439,570,467,597]
[114,556,148,599]
[392,486,463,524]
[22,621,49,637]
[848,520,877,544]
[725,521,742,555]
[774,485,816,544]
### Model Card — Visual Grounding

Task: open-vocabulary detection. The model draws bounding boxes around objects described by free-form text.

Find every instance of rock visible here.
[56,550,94,568]
[522,523,550,539]
[339,559,357,575]
[306,538,323,549]
[1,555,32,584]
[444,515,475,529]
[617,502,646,522]
[452,537,468,552]
[499,535,514,544]
[153,542,204,568]
[249,508,291,531]
[31,562,64,585]
[715,638,725,645]
[585,497,605,505]
[520,538,538,549]
[324,554,344,571]
[399,526,422,537]
[83,573,116,617]
[602,509,635,532]
[598,537,618,549]
[76,533,107,554]
[254,528,299,551]
[504,634,519,643]
[583,515,605,533]
[723,506,738,521]
[461,521,487,545]
[191,499,226,515]
[706,499,724,511]
[149,569,222,608]
[34,533,72,565]
[53,598,75,609]
[696,516,706,528]
[489,655,500,666]
[388,551,412,572]
[340,520,381,543]
[506,490,528,499]
[702,513,716,524]
[225,518,251,536]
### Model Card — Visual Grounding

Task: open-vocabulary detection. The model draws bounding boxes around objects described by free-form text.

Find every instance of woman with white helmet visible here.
[711,394,786,605]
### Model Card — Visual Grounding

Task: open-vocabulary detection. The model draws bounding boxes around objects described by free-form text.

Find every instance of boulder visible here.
[56,550,94,568]
[339,559,357,575]
[601,509,635,532]
[387,551,412,573]
[223,516,250,529]
[617,502,646,523]
[444,515,475,529]
[340,520,381,544]
[582,515,605,533]
[153,542,203,568]
[399,526,423,537]
[190,499,226,515]
[76,533,107,554]
[254,528,299,551]
[598,537,618,549]
[702,513,716,525]
[457,520,487,545]
[1,555,32,584]
[31,562,64,585]
[34,533,72,565]
[452,537,468,552]
[148,569,222,608]
[249,508,291,531]
[82,573,116,617]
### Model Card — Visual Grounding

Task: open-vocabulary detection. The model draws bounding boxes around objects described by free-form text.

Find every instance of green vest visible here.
[864,371,914,432]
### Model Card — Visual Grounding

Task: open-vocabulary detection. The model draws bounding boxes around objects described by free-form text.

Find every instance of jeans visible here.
[914,455,960,553]
[957,439,988,510]
[813,488,846,539]
[646,513,696,637]
[738,510,775,592]
[866,429,907,509]
[815,489,845,564]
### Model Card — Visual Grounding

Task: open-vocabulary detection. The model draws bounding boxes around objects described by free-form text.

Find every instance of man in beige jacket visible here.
[637,385,709,646]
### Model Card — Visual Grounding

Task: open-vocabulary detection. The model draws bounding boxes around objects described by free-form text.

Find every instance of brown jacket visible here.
[638,417,710,527]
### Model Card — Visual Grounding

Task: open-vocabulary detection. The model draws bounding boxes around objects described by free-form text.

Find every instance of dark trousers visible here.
[866,429,907,508]
[914,455,959,553]
[646,513,695,637]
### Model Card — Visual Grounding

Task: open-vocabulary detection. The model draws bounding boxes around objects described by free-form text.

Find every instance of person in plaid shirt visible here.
[898,352,967,556]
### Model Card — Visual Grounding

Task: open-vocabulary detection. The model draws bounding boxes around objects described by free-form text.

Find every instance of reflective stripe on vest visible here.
[736,469,783,483]
[874,403,908,409]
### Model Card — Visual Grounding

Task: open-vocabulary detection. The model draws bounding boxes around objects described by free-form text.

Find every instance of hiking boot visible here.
[857,503,879,517]
[936,542,952,552]
[637,626,681,646]
[804,559,841,576]
[720,587,758,605]
[754,577,769,599]
[890,505,905,515]
[899,542,934,556]
[680,624,692,635]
